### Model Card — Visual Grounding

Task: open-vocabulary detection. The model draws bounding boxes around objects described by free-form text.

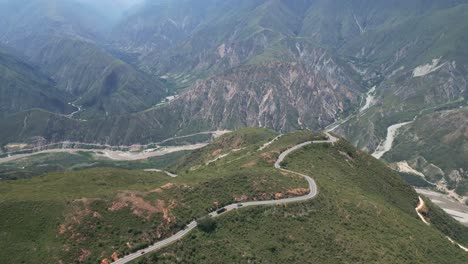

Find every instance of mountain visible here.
[385,109,468,196]
[333,3,468,196]
[75,0,144,22]
[0,0,107,44]
[0,0,167,118]
[1,129,467,263]
[21,37,167,118]
[0,44,360,147]
[0,0,467,196]
[110,0,468,133]
[334,2,468,143]
[0,46,73,115]
[167,45,361,132]
[112,0,468,74]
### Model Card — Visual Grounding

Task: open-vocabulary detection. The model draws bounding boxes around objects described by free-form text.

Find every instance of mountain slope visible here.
[0,129,313,263]
[0,0,167,118]
[169,46,361,132]
[385,108,468,195]
[0,44,361,148]
[130,130,468,263]
[24,37,167,118]
[1,129,467,263]
[336,3,468,146]
[0,47,73,115]
[0,0,107,44]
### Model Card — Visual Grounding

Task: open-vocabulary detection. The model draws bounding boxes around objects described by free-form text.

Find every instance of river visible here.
[372,121,413,159]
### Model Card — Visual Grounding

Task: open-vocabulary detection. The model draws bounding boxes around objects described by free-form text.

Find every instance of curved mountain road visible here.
[112,132,338,264]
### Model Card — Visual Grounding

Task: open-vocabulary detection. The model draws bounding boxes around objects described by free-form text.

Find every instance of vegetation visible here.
[0,150,191,181]
[0,47,73,116]
[197,217,217,233]
[385,109,468,195]
[134,135,468,264]
[0,129,313,263]
[398,172,435,188]
[387,109,467,173]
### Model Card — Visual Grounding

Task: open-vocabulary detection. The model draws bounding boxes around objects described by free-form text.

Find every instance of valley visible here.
[416,189,468,226]
[0,0,467,263]
[0,143,208,164]
[371,121,414,159]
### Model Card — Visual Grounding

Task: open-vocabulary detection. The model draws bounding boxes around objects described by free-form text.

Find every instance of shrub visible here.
[197,217,217,233]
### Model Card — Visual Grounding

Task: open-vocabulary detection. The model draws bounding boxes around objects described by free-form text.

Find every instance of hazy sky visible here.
[75,0,145,19]
[75,0,144,10]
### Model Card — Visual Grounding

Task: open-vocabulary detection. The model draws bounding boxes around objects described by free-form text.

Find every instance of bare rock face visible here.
[169,48,361,131]
[448,170,463,183]
[422,164,445,182]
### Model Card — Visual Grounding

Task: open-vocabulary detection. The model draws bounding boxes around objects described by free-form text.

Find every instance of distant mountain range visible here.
[0,0,166,119]
[0,45,73,115]
[0,0,466,195]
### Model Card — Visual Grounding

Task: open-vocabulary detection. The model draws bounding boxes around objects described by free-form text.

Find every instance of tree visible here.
[197,217,217,233]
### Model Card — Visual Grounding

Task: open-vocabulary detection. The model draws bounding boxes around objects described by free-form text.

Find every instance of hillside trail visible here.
[415,196,468,252]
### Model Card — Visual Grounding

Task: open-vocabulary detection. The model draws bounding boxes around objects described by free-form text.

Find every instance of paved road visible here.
[112,132,338,264]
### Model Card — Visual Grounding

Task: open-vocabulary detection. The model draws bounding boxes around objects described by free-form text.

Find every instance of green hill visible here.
[136,132,468,264]
[1,129,467,263]
[0,47,73,115]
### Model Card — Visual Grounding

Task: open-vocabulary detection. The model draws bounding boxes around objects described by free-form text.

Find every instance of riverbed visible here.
[372,121,413,159]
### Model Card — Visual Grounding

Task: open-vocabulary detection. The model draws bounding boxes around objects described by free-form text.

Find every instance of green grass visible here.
[0,128,313,264]
[135,138,468,264]
[0,150,191,181]
[398,172,434,188]
[2,128,467,263]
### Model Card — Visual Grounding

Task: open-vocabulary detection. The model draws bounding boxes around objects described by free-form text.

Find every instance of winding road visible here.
[415,196,468,252]
[111,132,338,264]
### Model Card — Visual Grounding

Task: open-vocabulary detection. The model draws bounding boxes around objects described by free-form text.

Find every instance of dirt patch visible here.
[234,195,249,202]
[231,138,244,149]
[150,183,190,194]
[58,224,67,235]
[108,201,128,212]
[242,161,257,168]
[111,252,119,262]
[338,151,354,161]
[261,151,279,164]
[93,212,102,218]
[150,188,164,193]
[156,199,177,224]
[79,249,91,262]
[110,191,177,221]
[120,193,159,218]
[59,199,99,237]
[286,188,309,196]
[275,193,284,199]
[101,258,111,264]
[418,201,429,214]
[211,149,222,156]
